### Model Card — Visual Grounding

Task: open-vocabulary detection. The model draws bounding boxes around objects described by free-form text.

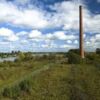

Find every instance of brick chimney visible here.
[79,5,85,58]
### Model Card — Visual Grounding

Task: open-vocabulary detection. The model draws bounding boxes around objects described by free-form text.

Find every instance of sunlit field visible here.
[0,51,99,100]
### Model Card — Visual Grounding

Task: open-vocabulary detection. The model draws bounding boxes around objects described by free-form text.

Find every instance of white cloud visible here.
[49,1,80,30]
[41,44,57,48]
[66,40,72,44]
[45,33,54,40]
[12,9,48,29]
[74,40,78,44]
[0,0,99,52]
[7,35,19,42]
[0,41,9,45]
[28,30,78,41]
[60,44,77,49]
[53,31,67,40]
[0,27,19,42]
[0,0,99,34]
[16,31,28,36]
[29,30,42,39]
[84,14,100,33]
[97,0,100,3]
[0,1,48,29]
[41,44,50,48]
[0,27,13,37]
[20,40,28,44]
[95,34,100,41]
[84,33,100,51]
[49,1,100,34]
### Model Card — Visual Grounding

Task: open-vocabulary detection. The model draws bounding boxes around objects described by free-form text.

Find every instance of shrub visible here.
[17,52,34,62]
[86,53,100,64]
[68,49,80,55]
[23,53,34,61]
[17,52,25,61]
[2,79,32,98]
[68,52,85,64]
[2,85,20,98]
[96,48,100,54]
[84,53,100,70]
[19,80,32,93]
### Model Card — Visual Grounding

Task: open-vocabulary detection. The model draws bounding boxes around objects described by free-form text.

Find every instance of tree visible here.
[18,52,25,61]
[96,48,100,54]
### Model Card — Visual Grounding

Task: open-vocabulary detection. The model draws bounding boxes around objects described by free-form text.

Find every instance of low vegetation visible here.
[0,50,99,100]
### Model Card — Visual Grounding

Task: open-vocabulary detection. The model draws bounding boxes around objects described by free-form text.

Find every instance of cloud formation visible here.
[0,27,19,42]
[0,0,99,33]
[0,0,99,52]
[97,0,100,3]
[0,1,48,29]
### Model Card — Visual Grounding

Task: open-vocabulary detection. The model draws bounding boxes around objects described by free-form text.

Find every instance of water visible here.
[0,57,17,62]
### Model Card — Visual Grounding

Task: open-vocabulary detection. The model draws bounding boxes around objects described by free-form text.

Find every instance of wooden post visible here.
[79,5,84,58]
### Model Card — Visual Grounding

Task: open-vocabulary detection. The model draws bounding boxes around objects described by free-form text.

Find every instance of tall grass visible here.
[0,52,99,100]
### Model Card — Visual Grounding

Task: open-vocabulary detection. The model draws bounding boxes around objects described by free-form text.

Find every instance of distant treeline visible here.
[0,51,67,58]
[0,48,100,62]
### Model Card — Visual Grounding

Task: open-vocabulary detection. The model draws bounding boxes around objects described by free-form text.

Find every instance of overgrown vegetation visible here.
[0,50,99,100]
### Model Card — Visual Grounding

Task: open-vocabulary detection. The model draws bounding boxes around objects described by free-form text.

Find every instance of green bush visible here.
[23,53,34,61]
[17,52,34,62]
[86,53,100,65]
[96,48,100,54]
[68,52,85,64]
[2,79,32,98]
[68,49,80,55]
[2,85,20,98]
[19,80,32,93]
[17,52,25,61]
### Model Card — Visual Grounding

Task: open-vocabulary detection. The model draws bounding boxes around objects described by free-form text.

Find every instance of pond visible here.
[0,57,17,62]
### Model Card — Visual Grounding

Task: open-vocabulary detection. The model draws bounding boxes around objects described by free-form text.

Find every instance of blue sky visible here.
[0,0,100,52]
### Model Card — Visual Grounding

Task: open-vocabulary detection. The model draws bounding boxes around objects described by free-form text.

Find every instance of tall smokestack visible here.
[79,5,84,58]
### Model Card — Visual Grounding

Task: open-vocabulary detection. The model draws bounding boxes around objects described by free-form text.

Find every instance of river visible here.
[0,57,17,62]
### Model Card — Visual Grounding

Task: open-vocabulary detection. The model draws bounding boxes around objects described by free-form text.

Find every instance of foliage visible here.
[68,49,80,55]
[2,85,20,98]
[67,52,85,64]
[0,52,100,100]
[17,52,26,61]
[96,48,100,54]
[19,79,32,93]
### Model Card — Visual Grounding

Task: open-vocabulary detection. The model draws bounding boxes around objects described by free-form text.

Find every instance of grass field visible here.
[0,53,99,100]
